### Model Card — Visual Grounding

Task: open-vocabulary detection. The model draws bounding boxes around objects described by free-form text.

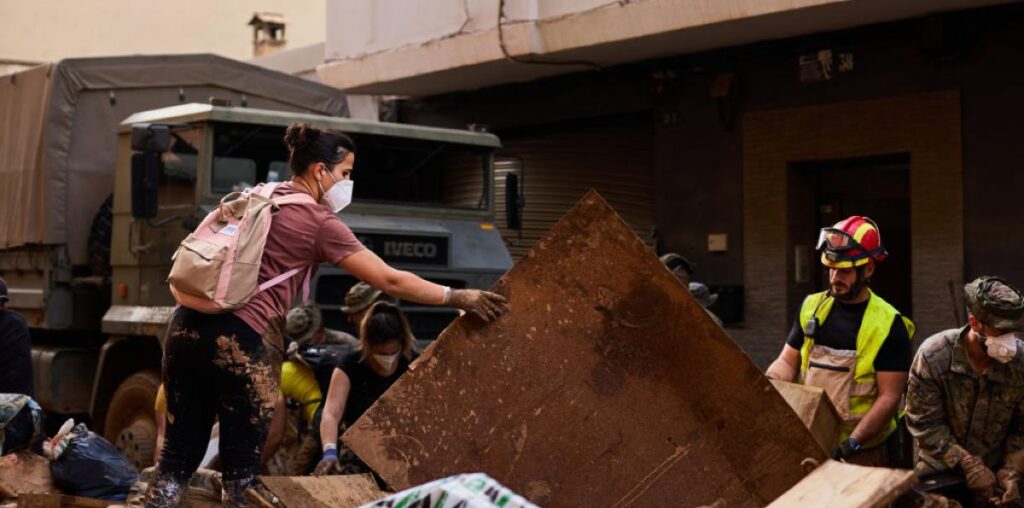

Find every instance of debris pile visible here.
[0,192,924,507]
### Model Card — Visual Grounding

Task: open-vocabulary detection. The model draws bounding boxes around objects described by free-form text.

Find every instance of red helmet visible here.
[817,216,888,269]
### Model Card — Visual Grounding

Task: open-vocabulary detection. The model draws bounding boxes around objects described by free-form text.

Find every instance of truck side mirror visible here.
[131,124,171,152]
[131,152,160,219]
[505,172,523,230]
[129,124,169,219]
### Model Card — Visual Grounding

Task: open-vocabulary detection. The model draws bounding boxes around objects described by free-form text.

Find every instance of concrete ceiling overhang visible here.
[318,0,1015,97]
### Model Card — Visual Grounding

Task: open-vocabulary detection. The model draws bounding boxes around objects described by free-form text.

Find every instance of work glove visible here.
[313,456,342,476]
[996,468,1020,505]
[832,437,862,461]
[960,452,997,500]
[313,446,342,476]
[447,289,509,322]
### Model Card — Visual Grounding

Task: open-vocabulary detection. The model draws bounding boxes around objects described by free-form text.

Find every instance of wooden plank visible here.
[259,475,384,508]
[16,494,113,508]
[343,191,826,507]
[0,452,58,498]
[766,461,917,508]
[771,380,842,454]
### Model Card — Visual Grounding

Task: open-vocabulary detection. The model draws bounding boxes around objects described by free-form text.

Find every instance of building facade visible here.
[321,0,1022,367]
[0,0,325,73]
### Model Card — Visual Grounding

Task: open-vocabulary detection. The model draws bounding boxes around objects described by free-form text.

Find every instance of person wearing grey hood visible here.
[688,282,723,326]
[660,253,722,326]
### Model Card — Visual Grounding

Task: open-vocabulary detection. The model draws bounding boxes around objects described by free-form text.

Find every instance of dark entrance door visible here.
[787,154,912,322]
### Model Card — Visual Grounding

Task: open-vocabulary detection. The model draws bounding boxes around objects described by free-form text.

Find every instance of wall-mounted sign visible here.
[799,50,854,83]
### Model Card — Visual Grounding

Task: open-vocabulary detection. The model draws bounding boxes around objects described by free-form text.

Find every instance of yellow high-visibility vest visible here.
[798,289,915,446]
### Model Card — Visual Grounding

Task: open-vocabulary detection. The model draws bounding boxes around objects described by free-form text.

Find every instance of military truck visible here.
[0,56,513,469]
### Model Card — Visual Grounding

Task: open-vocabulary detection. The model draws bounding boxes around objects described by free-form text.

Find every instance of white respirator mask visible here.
[318,170,354,213]
[983,332,1019,364]
[373,353,400,371]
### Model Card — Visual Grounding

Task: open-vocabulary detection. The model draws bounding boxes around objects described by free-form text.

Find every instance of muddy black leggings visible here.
[146,307,283,506]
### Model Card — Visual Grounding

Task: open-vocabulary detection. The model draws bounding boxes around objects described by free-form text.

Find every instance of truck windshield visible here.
[211,122,490,211]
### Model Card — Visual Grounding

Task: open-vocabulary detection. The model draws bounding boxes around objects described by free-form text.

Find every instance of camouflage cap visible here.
[965,276,1024,331]
[659,253,695,275]
[286,300,322,345]
[341,282,383,315]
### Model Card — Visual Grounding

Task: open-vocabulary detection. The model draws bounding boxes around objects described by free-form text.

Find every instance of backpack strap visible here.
[301,265,312,301]
[256,265,314,300]
[254,185,318,296]
[271,192,319,207]
[254,182,281,198]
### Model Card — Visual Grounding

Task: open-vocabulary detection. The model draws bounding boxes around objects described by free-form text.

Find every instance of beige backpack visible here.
[168,182,317,313]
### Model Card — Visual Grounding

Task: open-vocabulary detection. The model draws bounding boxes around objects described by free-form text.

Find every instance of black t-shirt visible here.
[305,344,357,395]
[785,298,911,372]
[0,310,34,397]
[337,350,418,427]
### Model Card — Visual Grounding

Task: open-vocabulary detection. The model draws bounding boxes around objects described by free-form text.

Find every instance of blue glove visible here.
[832,437,862,460]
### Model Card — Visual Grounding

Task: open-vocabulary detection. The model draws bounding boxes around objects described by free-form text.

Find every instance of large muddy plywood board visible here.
[766,460,916,508]
[344,191,825,507]
[260,475,384,508]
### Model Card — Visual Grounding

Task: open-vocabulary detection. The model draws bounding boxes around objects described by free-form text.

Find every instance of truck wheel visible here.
[105,370,161,471]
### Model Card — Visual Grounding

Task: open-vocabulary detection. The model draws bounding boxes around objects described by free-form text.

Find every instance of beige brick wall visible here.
[736,91,963,365]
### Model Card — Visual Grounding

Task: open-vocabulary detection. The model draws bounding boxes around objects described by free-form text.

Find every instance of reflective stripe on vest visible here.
[798,289,915,446]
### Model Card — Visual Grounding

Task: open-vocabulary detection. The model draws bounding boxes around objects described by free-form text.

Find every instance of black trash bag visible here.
[50,424,139,501]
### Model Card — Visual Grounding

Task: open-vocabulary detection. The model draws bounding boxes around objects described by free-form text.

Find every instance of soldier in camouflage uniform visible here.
[907,276,1024,505]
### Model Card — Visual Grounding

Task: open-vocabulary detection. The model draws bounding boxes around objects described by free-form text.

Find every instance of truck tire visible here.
[105,370,161,471]
[88,194,113,277]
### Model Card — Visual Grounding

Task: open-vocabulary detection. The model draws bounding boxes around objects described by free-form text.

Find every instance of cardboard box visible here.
[771,380,842,453]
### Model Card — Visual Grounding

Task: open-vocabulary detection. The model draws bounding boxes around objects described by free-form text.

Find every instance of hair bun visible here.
[371,301,399,315]
[284,123,321,151]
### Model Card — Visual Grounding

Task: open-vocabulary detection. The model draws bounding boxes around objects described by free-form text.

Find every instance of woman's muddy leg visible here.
[213,328,280,506]
[145,319,218,508]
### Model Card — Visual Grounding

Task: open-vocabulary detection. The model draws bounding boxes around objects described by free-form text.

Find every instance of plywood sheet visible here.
[0,452,58,498]
[766,460,916,508]
[259,475,384,508]
[16,494,113,508]
[344,191,825,507]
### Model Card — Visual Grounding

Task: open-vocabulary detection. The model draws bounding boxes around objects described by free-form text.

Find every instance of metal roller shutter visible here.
[491,120,656,259]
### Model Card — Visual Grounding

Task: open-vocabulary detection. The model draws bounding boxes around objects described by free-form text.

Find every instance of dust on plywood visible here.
[344,191,824,507]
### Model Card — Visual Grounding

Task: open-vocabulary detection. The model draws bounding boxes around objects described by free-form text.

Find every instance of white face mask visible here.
[373,352,400,371]
[318,171,354,213]
[982,332,1019,364]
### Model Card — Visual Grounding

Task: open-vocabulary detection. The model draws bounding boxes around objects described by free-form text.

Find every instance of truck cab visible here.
[98,103,512,467]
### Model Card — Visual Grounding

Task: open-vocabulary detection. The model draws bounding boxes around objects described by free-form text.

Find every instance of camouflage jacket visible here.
[906,327,1024,474]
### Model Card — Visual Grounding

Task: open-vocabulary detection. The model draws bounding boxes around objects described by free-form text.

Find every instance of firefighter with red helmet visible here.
[766,216,915,465]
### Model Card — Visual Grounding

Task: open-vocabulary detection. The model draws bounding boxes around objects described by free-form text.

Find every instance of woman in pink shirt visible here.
[145,124,507,507]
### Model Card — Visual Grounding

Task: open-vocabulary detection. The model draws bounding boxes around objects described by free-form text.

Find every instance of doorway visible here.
[787,154,912,321]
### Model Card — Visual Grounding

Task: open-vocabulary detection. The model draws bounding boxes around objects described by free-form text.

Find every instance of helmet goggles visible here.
[816,227,859,252]
[816,216,887,267]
